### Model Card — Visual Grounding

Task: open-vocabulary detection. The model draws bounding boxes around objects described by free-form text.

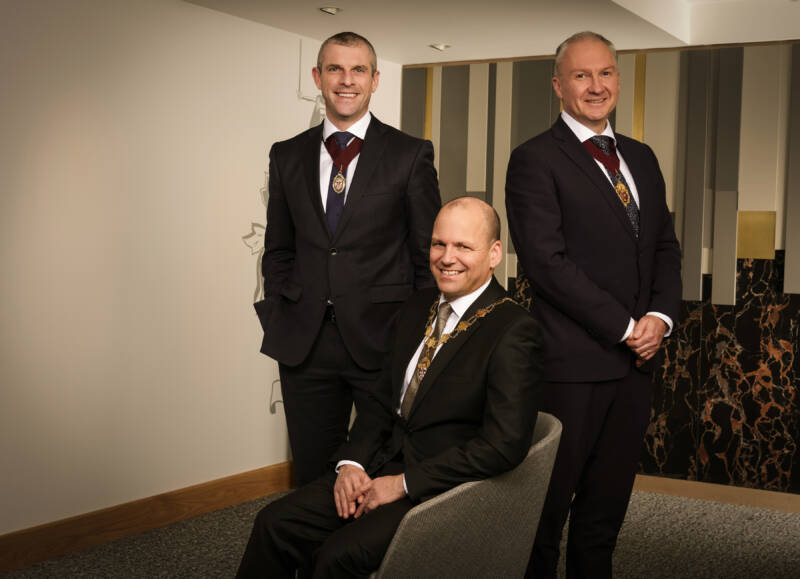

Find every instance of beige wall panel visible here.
[616,53,636,137]
[643,51,681,212]
[493,62,514,287]
[738,45,791,252]
[467,64,490,193]
[0,0,404,536]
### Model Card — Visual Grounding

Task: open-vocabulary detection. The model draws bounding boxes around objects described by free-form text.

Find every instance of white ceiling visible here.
[185,0,800,65]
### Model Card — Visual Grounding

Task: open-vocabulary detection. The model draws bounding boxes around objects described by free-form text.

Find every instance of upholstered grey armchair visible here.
[370,411,562,579]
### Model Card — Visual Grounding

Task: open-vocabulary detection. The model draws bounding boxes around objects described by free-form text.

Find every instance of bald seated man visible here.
[237,197,543,578]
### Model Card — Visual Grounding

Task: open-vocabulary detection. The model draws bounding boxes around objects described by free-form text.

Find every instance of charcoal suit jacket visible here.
[254,116,441,369]
[333,278,543,503]
[505,116,682,382]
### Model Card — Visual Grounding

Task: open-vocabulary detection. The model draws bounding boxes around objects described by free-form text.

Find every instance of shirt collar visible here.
[560,111,615,144]
[322,111,372,141]
[438,277,493,320]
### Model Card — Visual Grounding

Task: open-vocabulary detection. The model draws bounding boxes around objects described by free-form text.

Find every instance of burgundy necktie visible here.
[324,132,363,235]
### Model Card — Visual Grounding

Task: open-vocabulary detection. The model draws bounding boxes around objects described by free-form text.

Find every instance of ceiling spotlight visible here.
[429,43,451,51]
[319,6,342,15]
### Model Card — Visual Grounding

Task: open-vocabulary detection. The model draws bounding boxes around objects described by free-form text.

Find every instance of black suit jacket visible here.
[334,278,542,503]
[505,117,681,382]
[255,116,441,369]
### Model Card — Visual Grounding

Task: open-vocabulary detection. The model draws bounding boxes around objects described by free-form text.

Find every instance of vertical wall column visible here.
[785,45,800,293]
[430,66,442,173]
[615,53,637,137]
[438,66,469,201]
[737,45,791,259]
[710,48,743,305]
[682,50,717,301]
[466,64,490,199]
[643,51,682,216]
[400,68,426,140]
[492,62,514,286]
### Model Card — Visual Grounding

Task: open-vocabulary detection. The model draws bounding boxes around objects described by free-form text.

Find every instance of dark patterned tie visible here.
[401,302,453,418]
[587,135,640,237]
[324,131,361,235]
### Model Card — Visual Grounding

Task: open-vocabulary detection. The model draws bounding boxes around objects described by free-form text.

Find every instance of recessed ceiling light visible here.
[429,43,451,51]
[319,6,342,15]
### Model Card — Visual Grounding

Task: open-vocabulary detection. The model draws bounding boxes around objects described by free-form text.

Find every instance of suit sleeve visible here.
[261,143,295,299]
[403,314,542,501]
[405,140,441,290]
[505,146,632,346]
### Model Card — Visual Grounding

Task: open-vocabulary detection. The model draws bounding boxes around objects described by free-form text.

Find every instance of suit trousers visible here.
[527,369,653,579]
[236,467,413,579]
[279,319,383,487]
[278,320,380,486]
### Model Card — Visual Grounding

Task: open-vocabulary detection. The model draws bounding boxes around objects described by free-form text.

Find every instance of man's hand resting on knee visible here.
[334,465,371,519]
[354,474,405,518]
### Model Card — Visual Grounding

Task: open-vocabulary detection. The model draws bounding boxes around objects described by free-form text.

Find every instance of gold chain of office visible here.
[421,296,515,349]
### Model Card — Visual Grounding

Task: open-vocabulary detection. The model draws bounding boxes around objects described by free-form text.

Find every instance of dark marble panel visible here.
[514,256,800,493]
[641,300,703,479]
[645,254,800,493]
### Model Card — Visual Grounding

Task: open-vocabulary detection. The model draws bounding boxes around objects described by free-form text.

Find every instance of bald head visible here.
[439,197,501,244]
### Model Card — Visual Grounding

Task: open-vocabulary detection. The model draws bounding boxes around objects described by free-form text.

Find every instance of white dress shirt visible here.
[318,112,371,207]
[560,111,672,341]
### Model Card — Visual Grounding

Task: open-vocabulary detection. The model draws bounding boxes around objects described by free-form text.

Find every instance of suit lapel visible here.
[304,123,329,237]
[552,118,637,242]
[331,116,387,243]
[406,279,507,418]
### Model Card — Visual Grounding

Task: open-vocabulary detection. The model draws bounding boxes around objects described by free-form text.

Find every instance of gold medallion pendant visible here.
[615,180,631,206]
[332,169,346,194]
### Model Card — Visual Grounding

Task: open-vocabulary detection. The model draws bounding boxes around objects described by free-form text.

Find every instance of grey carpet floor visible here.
[5,490,800,578]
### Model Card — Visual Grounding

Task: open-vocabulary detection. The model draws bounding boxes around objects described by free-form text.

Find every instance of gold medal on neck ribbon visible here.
[332,168,346,194]
[615,179,631,206]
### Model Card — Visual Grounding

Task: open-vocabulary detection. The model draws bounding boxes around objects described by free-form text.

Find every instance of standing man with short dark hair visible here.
[255,32,441,487]
[505,31,681,578]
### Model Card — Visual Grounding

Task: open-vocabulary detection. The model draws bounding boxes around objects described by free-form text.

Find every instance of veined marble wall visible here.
[644,253,799,492]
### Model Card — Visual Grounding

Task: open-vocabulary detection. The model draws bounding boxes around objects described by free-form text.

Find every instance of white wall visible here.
[0,0,401,535]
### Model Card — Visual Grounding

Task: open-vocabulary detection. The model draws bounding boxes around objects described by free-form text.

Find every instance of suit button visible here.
[329,248,337,255]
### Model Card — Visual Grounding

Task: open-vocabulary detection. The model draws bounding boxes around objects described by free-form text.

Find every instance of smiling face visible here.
[312,41,379,130]
[552,38,620,133]
[429,199,502,301]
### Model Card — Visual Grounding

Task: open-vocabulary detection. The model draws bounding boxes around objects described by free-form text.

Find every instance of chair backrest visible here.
[371,411,562,579]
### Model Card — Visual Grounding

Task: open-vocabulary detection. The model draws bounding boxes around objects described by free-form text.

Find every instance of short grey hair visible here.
[317,31,378,76]
[554,31,616,77]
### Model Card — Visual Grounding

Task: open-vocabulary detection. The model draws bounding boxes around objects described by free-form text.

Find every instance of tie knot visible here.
[329,131,355,150]
[589,135,615,155]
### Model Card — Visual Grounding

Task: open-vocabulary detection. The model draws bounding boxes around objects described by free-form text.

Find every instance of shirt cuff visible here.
[646,311,673,337]
[620,318,635,342]
[335,460,365,472]
[403,475,408,495]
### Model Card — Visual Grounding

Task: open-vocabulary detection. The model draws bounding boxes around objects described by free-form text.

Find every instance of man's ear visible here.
[489,239,503,269]
[552,75,563,100]
[312,66,322,90]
